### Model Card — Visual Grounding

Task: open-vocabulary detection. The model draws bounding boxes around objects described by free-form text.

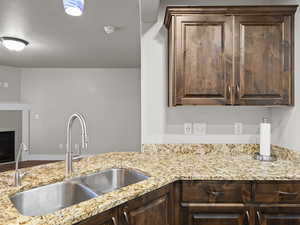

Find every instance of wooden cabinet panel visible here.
[75,208,118,225]
[259,214,300,225]
[191,213,245,225]
[165,6,297,106]
[235,15,293,105]
[180,181,252,225]
[119,185,173,225]
[182,181,251,203]
[181,203,250,225]
[254,182,300,204]
[123,196,169,225]
[256,208,300,225]
[171,14,233,106]
[75,180,300,225]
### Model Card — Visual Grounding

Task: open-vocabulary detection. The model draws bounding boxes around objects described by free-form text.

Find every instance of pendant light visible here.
[63,0,84,16]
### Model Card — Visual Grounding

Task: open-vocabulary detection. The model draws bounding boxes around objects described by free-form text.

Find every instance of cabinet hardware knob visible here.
[123,211,130,224]
[228,85,232,104]
[210,191,224,197]
[245,210,250,223]
[256,211,262,224]
[112,217,117,225]
[236,84,240,97]
[277,191,298,196]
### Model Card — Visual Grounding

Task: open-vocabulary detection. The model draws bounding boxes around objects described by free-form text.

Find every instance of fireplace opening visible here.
[0,131,15,163]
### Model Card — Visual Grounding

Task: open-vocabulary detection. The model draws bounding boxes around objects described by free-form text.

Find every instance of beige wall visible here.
[271,0,300,150]
[21,68,141,155]
[0,66,22,155]
[0,65,21,101]
[141,0,274,144]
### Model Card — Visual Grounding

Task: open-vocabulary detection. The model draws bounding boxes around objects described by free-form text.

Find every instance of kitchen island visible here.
[1,144,300,225]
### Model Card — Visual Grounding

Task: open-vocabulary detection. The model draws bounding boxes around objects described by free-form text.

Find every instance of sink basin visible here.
[10,168,149,216]
[70,168,149,195]
[10,181,97,216]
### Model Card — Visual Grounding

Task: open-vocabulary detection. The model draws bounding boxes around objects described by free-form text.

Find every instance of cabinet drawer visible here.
[257,207,300,225]
[254,183,300,203]
[191,213,245,225]
[182,181,251,203]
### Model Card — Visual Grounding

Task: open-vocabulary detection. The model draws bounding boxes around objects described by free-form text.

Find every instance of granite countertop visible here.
[1,144,300,225]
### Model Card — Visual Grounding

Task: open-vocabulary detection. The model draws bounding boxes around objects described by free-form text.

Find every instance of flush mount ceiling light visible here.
[63,0,84,16]
[0,37,29,52]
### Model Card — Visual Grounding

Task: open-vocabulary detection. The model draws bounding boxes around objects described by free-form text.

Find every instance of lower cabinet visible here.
[76,207,118,225]
[119,185,173,225]
[75,184,173,225]
[256,208,300,225]
[254,182,300,225]
[181,204,249,225]
[176,181,300,225]
[177,181,252,225]
[76,181,300,225]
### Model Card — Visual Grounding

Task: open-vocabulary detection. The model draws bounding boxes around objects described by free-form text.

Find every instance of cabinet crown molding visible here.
[164,5,298,28]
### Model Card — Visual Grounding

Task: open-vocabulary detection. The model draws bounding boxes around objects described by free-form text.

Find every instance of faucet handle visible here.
[14,170,27,187]
[73,155,86,161]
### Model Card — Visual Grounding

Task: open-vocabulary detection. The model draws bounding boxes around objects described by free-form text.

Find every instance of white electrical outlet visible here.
[234,122,243,135]
[184,123,193,135]
[34,114,40,120]
[3,82,8,88]
[193,123,207,135]
[59,144,64,150]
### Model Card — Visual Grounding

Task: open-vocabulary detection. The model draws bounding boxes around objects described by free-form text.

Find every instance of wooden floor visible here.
[0,160,58,172]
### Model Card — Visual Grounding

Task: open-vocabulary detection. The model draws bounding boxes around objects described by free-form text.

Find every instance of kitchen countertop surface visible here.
[1,144,300,225]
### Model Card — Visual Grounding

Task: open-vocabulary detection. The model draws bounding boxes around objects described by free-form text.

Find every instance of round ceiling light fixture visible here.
[0,37,29,52]
[63,0,84,16]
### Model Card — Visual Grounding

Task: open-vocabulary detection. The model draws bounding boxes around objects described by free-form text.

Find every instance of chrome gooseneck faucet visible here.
[66,113,88,176]
[14,143,29,186]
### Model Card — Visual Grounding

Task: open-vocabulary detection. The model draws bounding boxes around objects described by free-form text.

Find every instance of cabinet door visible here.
[235,15,293,105]
[254,182,300,204]
[75,208,118,225]
[171,14,233,106]
[182,181,251,203]
[256,207,300,225]
[120,185,172,225]
[181,204,250,225]
[191,212,246,225]
[257,211,300,225]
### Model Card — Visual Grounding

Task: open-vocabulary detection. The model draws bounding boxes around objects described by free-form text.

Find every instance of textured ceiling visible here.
[0,0,140,68]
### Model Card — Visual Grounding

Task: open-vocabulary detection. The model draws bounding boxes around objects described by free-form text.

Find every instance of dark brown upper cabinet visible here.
[164,6,297,106]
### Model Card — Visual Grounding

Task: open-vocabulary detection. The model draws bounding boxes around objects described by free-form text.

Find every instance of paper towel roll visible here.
[260,120,271,156]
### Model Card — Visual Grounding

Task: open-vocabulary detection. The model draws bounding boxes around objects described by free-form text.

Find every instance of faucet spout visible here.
[14,143,29,186]
[65,113,88,176]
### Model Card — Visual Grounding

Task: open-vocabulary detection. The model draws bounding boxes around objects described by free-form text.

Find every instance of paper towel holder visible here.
[254,152,277,162]
[254,117,277,162]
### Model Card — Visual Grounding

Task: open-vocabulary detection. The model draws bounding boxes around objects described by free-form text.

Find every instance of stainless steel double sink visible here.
[10,168,149,216]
